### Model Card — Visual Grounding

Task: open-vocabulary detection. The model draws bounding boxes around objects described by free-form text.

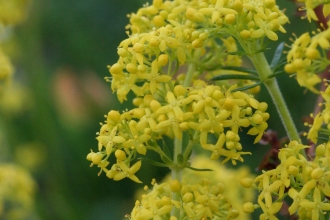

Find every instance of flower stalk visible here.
[249,52,301,142]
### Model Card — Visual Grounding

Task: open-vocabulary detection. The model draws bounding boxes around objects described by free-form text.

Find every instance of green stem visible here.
[171,137,182,218]
[249,52,301,143]
[170,63,196,218]
[183,63,195,87]
[183,131,199,162]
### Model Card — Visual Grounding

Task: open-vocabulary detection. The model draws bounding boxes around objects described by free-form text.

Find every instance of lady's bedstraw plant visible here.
[87,0,330,219]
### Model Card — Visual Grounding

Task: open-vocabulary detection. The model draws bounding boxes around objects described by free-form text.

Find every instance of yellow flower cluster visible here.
[0,0,30,95]
[307,82,330,143]
[296,0,330,21]
[241,140,330,220]
[284,27,330,93]
[182,156,255,220]
[87,81,269,181]
[129,177,239,220]
[128,0,288,42]
[109,0,289,103]
[0,49,14,94]
[0,0,30,25]
[0,164,36,220]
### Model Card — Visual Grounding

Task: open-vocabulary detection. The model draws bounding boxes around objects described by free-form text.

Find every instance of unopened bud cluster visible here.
[129,178,239,220]
[242,140,330,220]
[284,27,330,93]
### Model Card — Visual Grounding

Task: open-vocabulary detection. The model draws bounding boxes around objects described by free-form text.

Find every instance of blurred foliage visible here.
[0,0,320,219]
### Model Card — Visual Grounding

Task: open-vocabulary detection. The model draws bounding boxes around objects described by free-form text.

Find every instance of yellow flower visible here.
[299,188,330,220]
[113,160,142,183]
[288,180,316,214]
[251,14,279,41]
[137,60,171,94]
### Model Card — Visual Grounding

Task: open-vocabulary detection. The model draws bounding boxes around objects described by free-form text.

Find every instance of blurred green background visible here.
[1,0,319,219]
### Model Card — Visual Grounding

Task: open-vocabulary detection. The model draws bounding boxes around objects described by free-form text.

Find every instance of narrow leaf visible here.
[219,66,258,75]
[270,42,285,70]
[186,166,214,172]
[268,70,286,79]
[231,81,262,92]
[211,74,260,81]
[227,50,246,56]
[161,155,173,165]
[177,153,184,164]
[140,157,170,167]
[161,140,172,160]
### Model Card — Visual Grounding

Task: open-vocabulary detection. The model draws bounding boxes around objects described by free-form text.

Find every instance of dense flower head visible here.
[242,140,330,219]
[0,164,37,219]
[0,49,14,94]
[295,0,330,21]
[284,27,330,93]
[0,0,30,25]
[108,0,289,103]
[87,81,269,180]
[306,83,330,143]
[182,156,255,220]
[129,176,240,220]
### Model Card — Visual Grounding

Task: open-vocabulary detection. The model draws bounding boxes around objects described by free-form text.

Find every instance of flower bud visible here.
[133,43,144,53]
[311,167,324,180]
[251,114,263,124]
[192,39,204,48]
[316,144,326,157]
[225,14,236,24]
[284,63,296,73]
[143,94,154,107]
[240,178,253,188]
[293,58,304,70]
[288,165,298,175]
[92,152,104,165]
[117,48,128,57]
[306,48,320,60]
[199,32,209,40]
[233,0,243,12]
[186,8,197,21]
[170,180,181,192]
[182,192,193,203]
[132,97,143,106]
[243,202,255,213]
[108,110,121,124]
[126,63,137,73]
[240,30,251,39]
[109,63,123,75]
[115,149,126,161]
[158,54,169,66]
[149,37,160,47]
[87,151,95,161]
[154,15,165,26]
[258,102,268,112]
[150,100,161,111]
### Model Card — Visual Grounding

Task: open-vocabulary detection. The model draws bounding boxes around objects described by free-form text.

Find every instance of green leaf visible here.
[267,70,286,79]
[140,157,170,167]
[186,166,214,172]
[176,154,184,165]
[211,74,260,81]
[272,60,287,73]
[218,66,258,75]
[161,155,173,165]
[147,140,158,148]
[227,50,247,56]
[231,81,262,92]
[161,140,172,160]
[270,42,285,70]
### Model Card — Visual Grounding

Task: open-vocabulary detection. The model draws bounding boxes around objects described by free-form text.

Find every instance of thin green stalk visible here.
[249,52,302,145]
[170,63,196,218]
[171,137,182,218]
